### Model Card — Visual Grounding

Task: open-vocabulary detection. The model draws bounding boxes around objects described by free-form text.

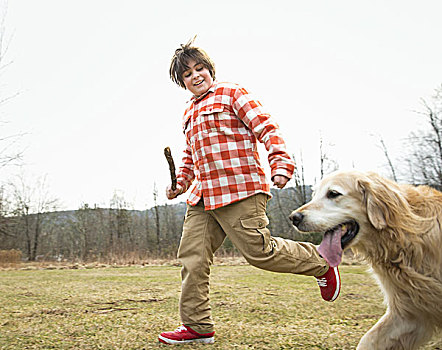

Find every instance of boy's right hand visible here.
[166,184,183,200]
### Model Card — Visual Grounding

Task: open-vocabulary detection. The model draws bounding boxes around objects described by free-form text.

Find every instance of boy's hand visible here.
[166,184,183,200]
[272,175,289,189]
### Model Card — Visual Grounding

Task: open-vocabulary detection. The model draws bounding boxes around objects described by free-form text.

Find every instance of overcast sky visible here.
[2,1,442,210]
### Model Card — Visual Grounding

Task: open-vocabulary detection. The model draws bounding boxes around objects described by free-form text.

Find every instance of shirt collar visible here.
[189,80,218,103]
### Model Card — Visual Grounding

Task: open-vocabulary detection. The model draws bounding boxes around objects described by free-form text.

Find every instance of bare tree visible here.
[319,133,338,180]
[153,182,161,256]
[72,203,94,261]
[144,208,151,252]
[403,85,442,189]
[0,184,16,237]
[11,174,59,260]
[108,191,134,257]
[0,2,23,170]
[374,135,398,182]
[291,151,307,205]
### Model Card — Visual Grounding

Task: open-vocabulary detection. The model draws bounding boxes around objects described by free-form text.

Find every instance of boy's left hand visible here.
[272,175,289,189]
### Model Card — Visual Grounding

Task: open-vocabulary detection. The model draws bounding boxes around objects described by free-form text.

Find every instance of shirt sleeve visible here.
[175,142,195,193]
[232,86,295,180]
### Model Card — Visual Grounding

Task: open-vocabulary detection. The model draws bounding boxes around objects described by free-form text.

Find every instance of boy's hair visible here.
[169,36,216,89]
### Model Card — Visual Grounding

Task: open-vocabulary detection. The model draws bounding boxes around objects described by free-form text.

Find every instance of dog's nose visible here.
[289,212,304,227]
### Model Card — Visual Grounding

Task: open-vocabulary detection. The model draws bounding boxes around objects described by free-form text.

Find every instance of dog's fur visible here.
[290,171,442,350]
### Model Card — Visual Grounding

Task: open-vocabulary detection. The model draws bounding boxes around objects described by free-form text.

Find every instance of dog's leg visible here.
[356,309,432,350]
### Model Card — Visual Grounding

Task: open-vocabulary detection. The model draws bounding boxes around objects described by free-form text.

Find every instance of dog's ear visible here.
[358,180,388,229]
[357,173,407,230]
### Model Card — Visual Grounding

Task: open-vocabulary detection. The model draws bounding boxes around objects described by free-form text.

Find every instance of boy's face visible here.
[182,59,213,97]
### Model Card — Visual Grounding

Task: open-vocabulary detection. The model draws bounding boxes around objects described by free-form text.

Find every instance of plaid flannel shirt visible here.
[176,81,295,210]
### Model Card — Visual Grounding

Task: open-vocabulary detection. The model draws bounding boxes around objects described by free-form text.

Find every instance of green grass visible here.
[0,264,440,349]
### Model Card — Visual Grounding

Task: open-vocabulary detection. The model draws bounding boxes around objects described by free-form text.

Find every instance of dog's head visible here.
[289,170,414,267]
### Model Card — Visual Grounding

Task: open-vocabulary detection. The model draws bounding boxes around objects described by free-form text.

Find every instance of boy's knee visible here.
[241,244,275,269]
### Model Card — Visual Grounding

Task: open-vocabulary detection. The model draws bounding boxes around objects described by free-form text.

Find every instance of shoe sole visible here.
[158,335,215,345]
[329,266,341,302]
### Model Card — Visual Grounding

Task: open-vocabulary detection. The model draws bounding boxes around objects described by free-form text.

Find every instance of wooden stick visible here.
[164,147,177,191]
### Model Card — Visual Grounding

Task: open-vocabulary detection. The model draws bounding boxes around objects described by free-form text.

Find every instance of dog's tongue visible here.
[317,226,343,267]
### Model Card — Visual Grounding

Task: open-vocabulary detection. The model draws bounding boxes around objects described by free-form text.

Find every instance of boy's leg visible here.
[177,201,226,334]
[211,193,328,276]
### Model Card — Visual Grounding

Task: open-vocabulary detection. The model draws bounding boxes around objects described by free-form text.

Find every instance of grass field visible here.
[0,263,441,349]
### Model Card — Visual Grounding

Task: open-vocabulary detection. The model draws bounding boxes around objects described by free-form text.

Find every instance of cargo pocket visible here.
[240,216,273,255]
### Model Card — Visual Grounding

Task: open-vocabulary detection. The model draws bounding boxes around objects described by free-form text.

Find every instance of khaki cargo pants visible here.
[177,193,328,334]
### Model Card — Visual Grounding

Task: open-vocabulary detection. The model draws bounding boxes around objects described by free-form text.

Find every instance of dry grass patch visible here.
[0,249,22,267]
[0,264,440,349]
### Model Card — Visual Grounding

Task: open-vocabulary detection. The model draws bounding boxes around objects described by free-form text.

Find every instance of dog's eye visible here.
[327,190,342,199]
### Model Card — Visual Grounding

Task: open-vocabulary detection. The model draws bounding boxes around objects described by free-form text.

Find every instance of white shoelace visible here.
[175,325,188,332]
[317,277,327,287]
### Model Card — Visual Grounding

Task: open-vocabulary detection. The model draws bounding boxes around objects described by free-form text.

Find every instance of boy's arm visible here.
[232,87,295,181]
[175,143,195,193]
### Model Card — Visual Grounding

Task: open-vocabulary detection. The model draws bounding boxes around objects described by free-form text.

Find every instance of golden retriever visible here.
[289,171,442,350]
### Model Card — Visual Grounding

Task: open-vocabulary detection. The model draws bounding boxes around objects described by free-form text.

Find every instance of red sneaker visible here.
[316,266,341,302]
[159,325,215,345]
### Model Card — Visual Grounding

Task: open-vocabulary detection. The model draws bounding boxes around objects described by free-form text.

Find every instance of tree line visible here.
[0,186,317,262]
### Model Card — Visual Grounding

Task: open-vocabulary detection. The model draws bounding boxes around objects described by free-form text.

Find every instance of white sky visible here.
[2,0,442,210]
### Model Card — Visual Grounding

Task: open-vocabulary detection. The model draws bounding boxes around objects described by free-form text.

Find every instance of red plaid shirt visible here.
[176,81,295,210]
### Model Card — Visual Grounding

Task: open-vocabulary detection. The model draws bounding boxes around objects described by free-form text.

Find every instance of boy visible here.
[159,38,340,345]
